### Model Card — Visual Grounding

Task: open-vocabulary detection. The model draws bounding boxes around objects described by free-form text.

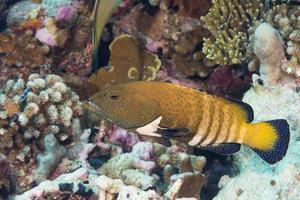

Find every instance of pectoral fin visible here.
[198,143,241,155]
[136,116,163,137]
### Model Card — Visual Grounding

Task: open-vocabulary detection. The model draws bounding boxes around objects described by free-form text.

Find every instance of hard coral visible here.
[201,0,263,65]
[0,30,49,68]
[88,35,161,95]
[0,74,82,192]
[266,4,300,77]
[113,2,216,79]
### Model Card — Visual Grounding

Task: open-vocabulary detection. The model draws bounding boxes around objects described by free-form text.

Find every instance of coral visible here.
[42,0,80,26]
[156,145,207,199]
[0,30,49,68]
[34,134,67,183]
[266,4,300,77]
[42,191,99,200]
[112,3,217,79]
[6,0,42,29]
[204,65,252,98]
[15,168,89,199]
[253,22,289,85]
[35,18,70,47]
[98,142,157,190]
[88,35,161,95]
[172,27,216,78]
[201,0,263,65]
[0,74,82,192]
[58,43,93,75]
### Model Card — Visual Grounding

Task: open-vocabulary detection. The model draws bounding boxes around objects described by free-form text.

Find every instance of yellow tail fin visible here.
[243,120,289,164]
[244,122,278,151]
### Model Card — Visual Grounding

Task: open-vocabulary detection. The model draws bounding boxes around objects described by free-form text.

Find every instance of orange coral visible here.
[3,101,20,117]
[0,31,49,68]
[13,19,42,33]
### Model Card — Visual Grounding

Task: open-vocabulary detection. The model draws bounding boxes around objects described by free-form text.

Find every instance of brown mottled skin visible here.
[89,81,290,164]
[89,81,243,143]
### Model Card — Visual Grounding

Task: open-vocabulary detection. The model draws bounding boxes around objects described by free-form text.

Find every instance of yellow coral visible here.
[201,0,263,65]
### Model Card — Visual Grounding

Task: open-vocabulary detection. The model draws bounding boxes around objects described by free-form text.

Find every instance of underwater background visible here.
[0,0,300,199]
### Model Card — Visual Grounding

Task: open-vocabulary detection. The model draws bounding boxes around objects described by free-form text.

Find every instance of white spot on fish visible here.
[136,116,163,137]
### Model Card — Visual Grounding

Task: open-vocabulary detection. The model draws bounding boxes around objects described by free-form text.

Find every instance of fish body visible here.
[90,81,290,164]
[91,0,123,70]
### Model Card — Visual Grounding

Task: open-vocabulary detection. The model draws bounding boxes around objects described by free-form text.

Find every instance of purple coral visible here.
[56,5,78,22]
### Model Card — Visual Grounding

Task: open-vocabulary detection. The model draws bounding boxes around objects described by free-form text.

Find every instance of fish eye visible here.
[110,94,120,100]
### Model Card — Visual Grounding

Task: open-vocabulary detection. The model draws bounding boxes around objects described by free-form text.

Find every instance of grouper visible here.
[89,81,290,164]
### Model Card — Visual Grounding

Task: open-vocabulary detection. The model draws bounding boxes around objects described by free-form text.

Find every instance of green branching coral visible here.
[201,0,263,65]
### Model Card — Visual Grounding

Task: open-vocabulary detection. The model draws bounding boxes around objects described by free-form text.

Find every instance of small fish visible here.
[89,81,290,164]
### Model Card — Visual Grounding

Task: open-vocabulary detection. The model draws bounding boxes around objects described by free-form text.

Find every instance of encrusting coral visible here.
[0,73,83,193]
[88,34,161,95]
[0,30,49,68]
[113,2,216,79]
[201,0,263,65]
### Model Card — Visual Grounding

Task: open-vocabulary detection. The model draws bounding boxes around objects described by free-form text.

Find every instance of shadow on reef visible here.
[194,149,236,200]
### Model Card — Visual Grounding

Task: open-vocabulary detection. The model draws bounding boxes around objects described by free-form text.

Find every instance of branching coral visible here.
[201,0,263,65]
[0,30,49,68]
[0,74,82,192]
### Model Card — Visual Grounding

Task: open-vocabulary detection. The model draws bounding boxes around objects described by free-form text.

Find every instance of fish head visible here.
[89,82,161,129]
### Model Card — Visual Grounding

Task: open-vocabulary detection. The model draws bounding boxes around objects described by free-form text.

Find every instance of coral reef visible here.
[253,22,290,85]
[113,3,216,79]
[5,0,300,199]
[0,73,82,193]
[213,19,300,198]
[265,4,300,77]
[6,1,42,30]
[201,0,263,65]
[88,34,161,95]
[0,30,49,68]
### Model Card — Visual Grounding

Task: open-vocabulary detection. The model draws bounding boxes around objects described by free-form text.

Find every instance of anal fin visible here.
[198,143,241,155]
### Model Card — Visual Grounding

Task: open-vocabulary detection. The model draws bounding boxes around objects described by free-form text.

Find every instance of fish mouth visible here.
[83,100,102,113]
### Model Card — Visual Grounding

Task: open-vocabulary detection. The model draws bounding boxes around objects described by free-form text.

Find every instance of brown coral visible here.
[0,30,49,68]
[87,35,161,95]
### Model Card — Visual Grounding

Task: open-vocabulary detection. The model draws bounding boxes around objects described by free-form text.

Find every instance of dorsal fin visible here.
[226,97,254,122]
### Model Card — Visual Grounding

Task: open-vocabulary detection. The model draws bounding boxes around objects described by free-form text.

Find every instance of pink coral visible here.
[35,28,57,46]
[56,5,78,21]
[107,125,140,150]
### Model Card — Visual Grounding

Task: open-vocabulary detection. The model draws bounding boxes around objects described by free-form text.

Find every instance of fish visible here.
[91,0,123,70]
[89,81,290,164]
